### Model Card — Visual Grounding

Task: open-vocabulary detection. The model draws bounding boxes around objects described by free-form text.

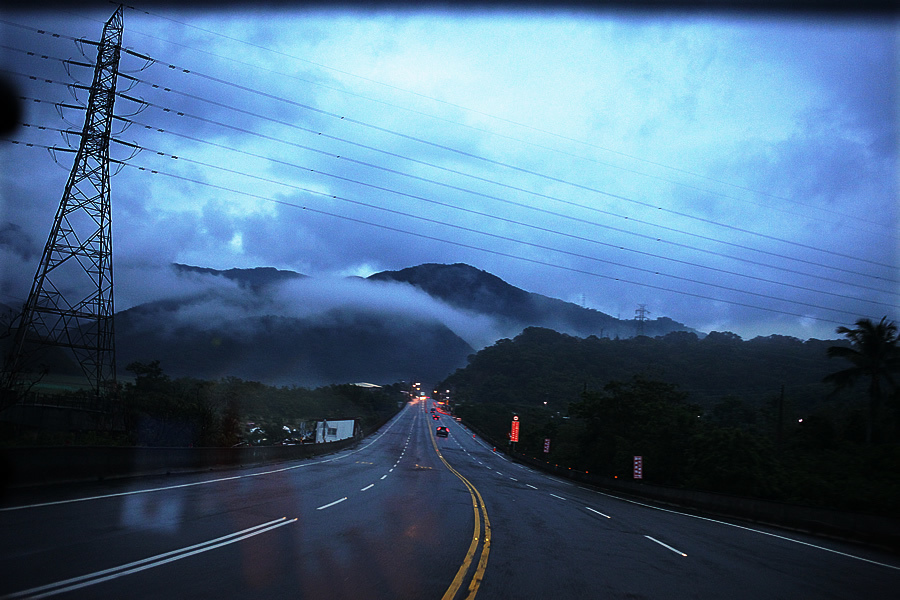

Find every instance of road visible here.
[1,398,898,599]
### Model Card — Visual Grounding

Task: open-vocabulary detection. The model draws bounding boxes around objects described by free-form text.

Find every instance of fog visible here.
[124,264,506,351]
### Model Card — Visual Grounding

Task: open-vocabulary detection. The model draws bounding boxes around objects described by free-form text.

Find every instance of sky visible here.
[1,2,897,344]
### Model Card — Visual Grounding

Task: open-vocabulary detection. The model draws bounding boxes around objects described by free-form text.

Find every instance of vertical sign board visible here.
[633,455,643,480]
[543,438,551,453]
[510,415,520,443]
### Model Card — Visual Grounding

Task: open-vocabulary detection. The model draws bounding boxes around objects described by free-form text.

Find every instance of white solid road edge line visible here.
[645,535,688,557]
[316,497,348,510]
[4,518,295,600]
[576,486,900,571]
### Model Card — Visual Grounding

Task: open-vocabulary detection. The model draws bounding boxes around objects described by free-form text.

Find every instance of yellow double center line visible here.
[430,426,491,600]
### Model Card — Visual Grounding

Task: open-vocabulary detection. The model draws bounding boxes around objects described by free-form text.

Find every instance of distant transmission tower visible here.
[634,304,650,337]
[11,6,124,398]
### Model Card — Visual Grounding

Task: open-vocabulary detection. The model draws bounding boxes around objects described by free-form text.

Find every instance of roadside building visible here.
[315,419,358,443]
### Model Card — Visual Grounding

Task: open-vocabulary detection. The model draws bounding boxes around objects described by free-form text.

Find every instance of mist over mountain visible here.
[171,264,306,291]
[116,308,471,388]
[9,262,700,388]
[368,263,698,340]
[115,264,476,387]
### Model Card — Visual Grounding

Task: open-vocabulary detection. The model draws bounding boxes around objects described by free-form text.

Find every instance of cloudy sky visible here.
[1,3,897,343]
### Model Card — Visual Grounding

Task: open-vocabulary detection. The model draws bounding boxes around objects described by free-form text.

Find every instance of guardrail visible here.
[460,419,900,553]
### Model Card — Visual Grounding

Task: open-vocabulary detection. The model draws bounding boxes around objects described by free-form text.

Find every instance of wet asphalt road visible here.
[1,399,898,599]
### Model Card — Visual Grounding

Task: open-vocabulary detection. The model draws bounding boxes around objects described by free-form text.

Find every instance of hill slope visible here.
[8,262,700,388]
[368,263,696,339]
[115,264,474,386]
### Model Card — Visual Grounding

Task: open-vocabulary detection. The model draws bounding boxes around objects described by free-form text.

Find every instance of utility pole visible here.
[634,304,650,337]
[11,6,124,399]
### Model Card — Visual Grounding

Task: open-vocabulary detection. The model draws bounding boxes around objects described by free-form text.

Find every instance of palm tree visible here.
[825,317,899,443]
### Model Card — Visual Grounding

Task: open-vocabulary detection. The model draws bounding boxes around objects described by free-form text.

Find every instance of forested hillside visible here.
[443,327,846,412]
[441,327,900,515]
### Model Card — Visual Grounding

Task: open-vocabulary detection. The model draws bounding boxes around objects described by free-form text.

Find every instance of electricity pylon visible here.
[635,304,650,337]
[10,6,123,398]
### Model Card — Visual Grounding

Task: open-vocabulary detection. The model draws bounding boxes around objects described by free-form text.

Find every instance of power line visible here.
[4,135,882,325]
[8,68,899,309]
[96,70,900,287]
[36,116,891,312]
[5,20,893,272]
[12,82,900,302]
[116,5,898,237]
[164,61,897,273]
[3,28,895,325]
[4,42,896,290]
[118,167,881,326]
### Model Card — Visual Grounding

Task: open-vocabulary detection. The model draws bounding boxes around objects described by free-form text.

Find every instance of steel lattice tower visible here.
[12,6,123,398]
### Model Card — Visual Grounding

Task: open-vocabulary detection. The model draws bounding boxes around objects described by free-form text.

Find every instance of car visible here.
[435,426,449,437]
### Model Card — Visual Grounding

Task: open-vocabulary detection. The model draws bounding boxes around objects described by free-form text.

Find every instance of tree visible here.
[825,317,899,444]
[569,375,699,483]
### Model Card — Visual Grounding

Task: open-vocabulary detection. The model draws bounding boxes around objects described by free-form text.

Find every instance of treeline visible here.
[445,327,850,413]
[121,360,404,447]
[0,360,404,448]
[443,327,900,515]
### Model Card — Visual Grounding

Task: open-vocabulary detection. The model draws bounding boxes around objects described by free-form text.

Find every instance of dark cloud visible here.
[0,222,37,261]
[1,10,896,344]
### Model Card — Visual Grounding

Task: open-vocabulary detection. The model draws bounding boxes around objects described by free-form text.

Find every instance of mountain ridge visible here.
[367,262,698,339]
[7,262,701,388]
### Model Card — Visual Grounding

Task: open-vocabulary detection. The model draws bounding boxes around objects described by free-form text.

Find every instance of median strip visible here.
[430,421,491,600]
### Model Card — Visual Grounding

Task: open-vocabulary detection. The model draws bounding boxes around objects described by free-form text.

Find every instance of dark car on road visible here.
[436,426,449,437]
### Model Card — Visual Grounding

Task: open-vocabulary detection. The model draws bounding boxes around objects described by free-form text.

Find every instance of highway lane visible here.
[0,399,482,600]
[433,410,900,599]
[3,399,898,599]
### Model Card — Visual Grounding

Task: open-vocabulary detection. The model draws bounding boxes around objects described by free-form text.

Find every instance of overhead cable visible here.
[117,5,897,236]
[7,134,873,322]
